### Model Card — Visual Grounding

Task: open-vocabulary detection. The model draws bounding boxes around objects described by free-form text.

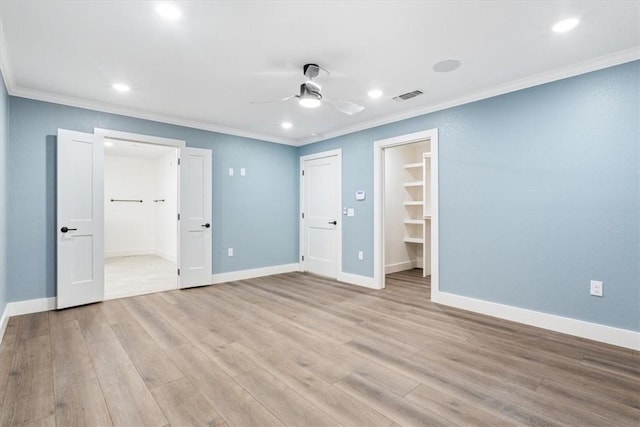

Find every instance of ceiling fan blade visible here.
[250,95,296,105]
[324,98,365,115]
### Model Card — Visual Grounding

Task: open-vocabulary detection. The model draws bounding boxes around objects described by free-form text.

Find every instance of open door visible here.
[179,147,212,288]
[56,129,104,309]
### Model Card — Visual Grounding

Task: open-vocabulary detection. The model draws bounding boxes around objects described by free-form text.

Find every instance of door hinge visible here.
[177,268,180,276]
[301,212,304,219]
[178,158,181,165]
[301,170,304,176]
[301,255,304,261]
[177,213,180,220]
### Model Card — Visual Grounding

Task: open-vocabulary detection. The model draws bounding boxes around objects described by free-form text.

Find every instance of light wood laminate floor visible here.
[0,269,638,426]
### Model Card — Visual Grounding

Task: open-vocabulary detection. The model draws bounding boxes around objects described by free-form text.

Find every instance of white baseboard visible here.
[105,249,153,258]
[7,297,57,316]
[0,304,8,346]
[153,250,176,263]
[432,291,640,351]
[0,296,58,344]
[385,261,416,274]
[211,263,300,284]
[337,272,380,289]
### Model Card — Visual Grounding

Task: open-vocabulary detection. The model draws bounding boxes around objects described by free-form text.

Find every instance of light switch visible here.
[228,168,234,176]
[347,208,355,217]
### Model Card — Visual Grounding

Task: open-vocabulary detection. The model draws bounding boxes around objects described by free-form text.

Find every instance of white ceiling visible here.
[1,1,638,146]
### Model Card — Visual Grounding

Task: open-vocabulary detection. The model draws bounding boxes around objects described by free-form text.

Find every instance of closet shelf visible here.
[404,237,424,244]
[403,201,423,206]
[403,162,423,169]
[423,152,432,158]
[403,181,423,188]
[404,219,423,225]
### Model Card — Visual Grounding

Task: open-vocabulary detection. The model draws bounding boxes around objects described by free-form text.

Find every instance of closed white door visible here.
[179,147,212,288]
[302,153,341,278]
[57,129,104,309]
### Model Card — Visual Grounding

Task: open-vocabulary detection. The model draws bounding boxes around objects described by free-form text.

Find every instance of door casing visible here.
[373,128,439,292]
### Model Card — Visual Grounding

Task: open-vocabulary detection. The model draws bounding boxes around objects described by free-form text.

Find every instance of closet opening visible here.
[103,138,179,300]
[383,140,431,288]
[373,128,439,294]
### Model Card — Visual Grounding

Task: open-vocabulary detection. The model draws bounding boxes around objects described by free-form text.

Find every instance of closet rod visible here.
[110,199,143,203]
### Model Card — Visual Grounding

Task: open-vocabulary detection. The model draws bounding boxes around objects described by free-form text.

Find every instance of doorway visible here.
[56,128,213,309]
[103,138,178,299]
[299,149,342,279]
[373,129,439,292]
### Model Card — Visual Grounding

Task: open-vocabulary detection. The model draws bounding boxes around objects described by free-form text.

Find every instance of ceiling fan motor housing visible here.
[303,63,320,79]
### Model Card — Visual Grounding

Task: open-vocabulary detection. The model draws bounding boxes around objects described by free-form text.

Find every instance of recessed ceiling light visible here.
[368,89,383,99]
[112,83,130,93]
[433,59,462,73]
[156,3,181,20]
[552,18,579,33]
[281,122,293,129]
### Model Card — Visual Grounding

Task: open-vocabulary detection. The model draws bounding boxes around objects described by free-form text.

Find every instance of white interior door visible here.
[302,153,340,278]
[57,129,104,309]
[179,147,212,288]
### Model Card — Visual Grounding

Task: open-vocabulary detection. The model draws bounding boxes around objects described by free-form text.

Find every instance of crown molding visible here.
[296,47,640,146]
[1,35,637,149]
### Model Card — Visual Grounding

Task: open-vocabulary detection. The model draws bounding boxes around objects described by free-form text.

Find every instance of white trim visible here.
[385,261,417,275]
[211,263,300,284]
[153,250,176,263]
[8,86,292,146]
[0,304,8,345]
[297,48,640,146]
[432,291,640,350]
[374,129,439,291]
[94,128,186,148]
[105,249,154,258]
[7,297,57,317]
[299,149,343,280]
[2,44,636,148]
[336,272,377,289]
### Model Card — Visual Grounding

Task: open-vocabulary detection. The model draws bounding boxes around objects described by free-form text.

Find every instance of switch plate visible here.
[228,248,234,257]
[590,280,603,297]
[347,208,355,217]
[228,168,234,176]
[358,251,364,260]
[240,168,246,176]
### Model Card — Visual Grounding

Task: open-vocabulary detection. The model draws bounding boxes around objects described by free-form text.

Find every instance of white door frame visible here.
[299,149,342,278]
[94,128,186,288]
[373,128,439,293]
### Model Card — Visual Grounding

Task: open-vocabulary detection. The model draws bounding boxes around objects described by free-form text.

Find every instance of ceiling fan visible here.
[251,63,365,115]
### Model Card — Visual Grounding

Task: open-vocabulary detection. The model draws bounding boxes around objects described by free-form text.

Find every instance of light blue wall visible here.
[7,98,299,302]
[300,61,640,331]
[0,71,8,317]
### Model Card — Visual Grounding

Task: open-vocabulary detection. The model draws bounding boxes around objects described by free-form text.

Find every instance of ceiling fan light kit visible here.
[252,63,364,115]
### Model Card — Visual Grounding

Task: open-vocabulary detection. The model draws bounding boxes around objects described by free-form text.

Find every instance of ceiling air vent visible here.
[393,90,424,102]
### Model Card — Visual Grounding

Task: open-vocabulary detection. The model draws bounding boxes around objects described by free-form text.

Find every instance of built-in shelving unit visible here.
[403,158,424,250]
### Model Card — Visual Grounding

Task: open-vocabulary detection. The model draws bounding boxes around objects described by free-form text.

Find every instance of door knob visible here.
[60,226,77,233]
[328,220,337,225]
[201,223,211,228]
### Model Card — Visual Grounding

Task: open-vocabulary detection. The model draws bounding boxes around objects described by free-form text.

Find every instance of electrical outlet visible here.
[228,168,234,176]
[358,251,364,261]
[240,168,246,176]
[228,248,234,257]
[590,280,603,297]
